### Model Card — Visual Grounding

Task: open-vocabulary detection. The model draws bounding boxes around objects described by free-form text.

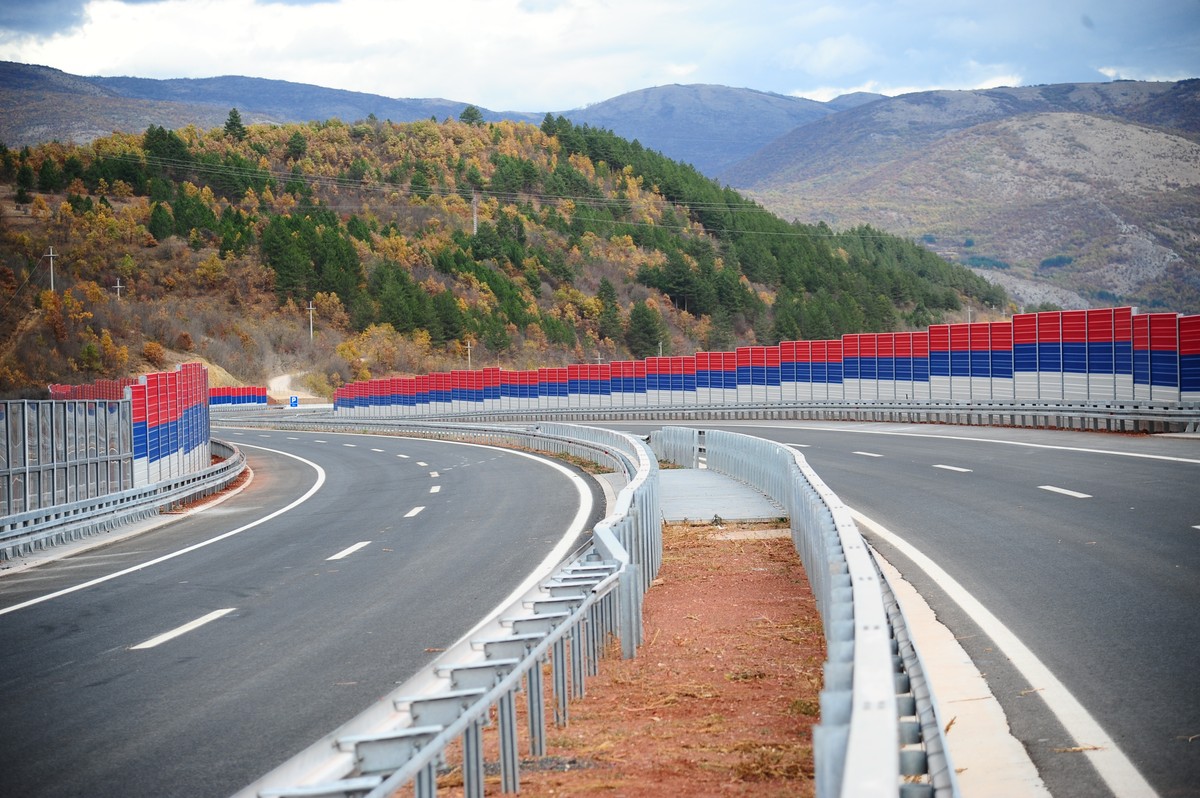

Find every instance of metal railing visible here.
[227,420,661,798]
[0,439,246,562]
[655,426,957,798]
[326,397,1200,434]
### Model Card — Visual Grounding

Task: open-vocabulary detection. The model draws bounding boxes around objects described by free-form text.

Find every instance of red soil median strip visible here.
[432,521,824,797]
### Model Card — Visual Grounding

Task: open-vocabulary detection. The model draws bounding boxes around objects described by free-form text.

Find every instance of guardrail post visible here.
[463,717,485,798]
[499,689,520,793]
[526,664,546,757]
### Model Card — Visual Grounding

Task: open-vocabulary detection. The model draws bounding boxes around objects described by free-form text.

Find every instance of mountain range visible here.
[2,60,1197,314]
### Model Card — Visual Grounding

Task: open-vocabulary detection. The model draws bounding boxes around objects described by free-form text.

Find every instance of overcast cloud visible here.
[0,0,1196,110]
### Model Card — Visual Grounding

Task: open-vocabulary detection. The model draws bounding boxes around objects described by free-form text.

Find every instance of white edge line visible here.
[720,421,1200,465]
[327,541,371,561]
[850,507,1160,797]
[1,445,326,617]
[130,607,237,650]
[1039,485,1092,499]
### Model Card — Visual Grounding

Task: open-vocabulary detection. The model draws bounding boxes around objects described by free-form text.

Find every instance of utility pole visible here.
[113,278,123,299]
[46,246,56,292]
[307,300,315,341]
[472,191,479,235]
[466,339,472,370]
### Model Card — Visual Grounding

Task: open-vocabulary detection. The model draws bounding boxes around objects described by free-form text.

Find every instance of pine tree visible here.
[597,278,623,342]
[626,301,666,358]
[224,108,247,142]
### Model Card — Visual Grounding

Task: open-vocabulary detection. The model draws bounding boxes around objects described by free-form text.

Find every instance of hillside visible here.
[0,114,1000,397]
[564,84,839,176]
[0,63,877,175]
[722,80,1200,313]
[0,62,537,148]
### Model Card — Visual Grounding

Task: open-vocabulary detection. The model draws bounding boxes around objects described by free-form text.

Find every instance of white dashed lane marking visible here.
[327,541,371,561]
[1039,485,1092,499]
[130,608,237,650]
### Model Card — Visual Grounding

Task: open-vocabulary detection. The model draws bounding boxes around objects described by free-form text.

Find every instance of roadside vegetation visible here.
[0,108,1004,397]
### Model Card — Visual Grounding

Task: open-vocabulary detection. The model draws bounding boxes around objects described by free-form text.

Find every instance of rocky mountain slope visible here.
[562,83,880,175]
[722,80,1200,313]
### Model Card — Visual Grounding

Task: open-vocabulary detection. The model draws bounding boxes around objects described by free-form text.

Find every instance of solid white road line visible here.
[327,541,371,561]
[851,508,1159,798]
[130,608,236,650]
[0,445,326,617]
[730,421,1200,465]
[933,464,973,473]
[404,506,425,518]
[1039,485,1092,499]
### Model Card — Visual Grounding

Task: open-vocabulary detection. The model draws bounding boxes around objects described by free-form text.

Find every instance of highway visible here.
[618,420,1200,798]
[0,429,600,798]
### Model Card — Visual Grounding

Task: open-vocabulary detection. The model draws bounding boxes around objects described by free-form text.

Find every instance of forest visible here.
[0,107,1006,397]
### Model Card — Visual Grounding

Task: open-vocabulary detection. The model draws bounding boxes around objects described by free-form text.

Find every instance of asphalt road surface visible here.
[0,429,600,798]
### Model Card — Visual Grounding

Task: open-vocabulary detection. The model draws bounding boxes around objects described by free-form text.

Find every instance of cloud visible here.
[780,34,879,79]
[0,0,90,35]
[0,0,1195,113]
[0,0,167,36]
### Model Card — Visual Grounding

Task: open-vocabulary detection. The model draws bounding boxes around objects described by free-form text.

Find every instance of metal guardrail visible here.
[656,426,957,798]
[225,419,661,798]
[331,398,1200,434]
[0,439,246,562]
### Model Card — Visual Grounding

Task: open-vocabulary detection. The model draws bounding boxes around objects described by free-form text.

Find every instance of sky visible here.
[0,0,1197,111]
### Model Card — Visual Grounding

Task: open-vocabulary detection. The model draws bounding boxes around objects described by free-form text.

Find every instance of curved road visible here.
[619,420,1200,798]
[0,429,601,798]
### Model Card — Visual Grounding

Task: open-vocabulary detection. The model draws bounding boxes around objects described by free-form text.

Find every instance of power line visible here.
[98,150,923,241]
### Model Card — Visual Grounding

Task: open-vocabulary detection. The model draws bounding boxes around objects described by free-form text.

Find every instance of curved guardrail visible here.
[334,398,1199,434]
[656,426,956,798]
[0,439,246,562]
[225,419,660,798]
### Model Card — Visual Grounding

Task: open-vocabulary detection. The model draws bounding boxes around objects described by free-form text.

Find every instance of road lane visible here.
[0,431,600,798]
